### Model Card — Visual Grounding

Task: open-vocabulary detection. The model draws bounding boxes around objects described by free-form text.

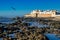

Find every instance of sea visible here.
[0,18,14,24]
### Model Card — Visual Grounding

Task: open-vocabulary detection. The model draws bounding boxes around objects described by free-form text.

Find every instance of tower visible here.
[51,10,56,17]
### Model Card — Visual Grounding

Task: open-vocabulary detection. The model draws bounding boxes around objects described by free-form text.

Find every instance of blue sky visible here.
[0,0,60,17]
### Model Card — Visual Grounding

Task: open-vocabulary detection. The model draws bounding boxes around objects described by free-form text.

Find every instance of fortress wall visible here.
[38,14,51,17]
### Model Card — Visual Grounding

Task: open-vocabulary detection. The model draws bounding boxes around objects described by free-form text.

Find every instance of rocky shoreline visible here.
[0,17,60,40]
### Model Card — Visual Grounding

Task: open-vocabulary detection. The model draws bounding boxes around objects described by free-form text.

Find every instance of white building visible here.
[24,10,57,18]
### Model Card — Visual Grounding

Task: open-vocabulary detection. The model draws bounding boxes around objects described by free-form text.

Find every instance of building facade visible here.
[24,10,56,18]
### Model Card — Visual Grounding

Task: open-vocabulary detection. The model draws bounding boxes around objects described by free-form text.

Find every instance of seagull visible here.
[11,7,16,11]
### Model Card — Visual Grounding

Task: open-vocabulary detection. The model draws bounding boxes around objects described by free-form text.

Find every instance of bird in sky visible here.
[11,7,16,11]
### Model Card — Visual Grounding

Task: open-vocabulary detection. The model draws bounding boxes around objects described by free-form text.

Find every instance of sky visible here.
[0,0,60,17]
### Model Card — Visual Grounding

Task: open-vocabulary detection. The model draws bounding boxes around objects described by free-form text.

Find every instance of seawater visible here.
[0,18,14,24]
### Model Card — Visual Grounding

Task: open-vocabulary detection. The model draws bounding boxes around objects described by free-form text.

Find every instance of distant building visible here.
[24,10,58,18]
